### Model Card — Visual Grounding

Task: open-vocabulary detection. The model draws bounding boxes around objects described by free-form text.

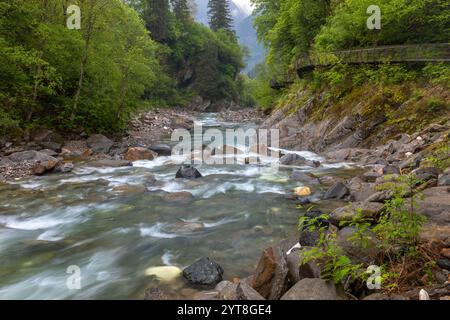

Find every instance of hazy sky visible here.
[233,0,253,14]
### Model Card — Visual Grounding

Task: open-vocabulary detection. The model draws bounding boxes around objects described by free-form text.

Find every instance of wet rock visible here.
[144,287,169,300]
[175,165,202,179]
[329,202,384,226]
[53,162,74,174]
[215,281,238,300]
[32,163,46,176]
[438,174,450,186]
[32,158,59,176]
[293,186,311,197]
[162,191,194,202]
[291,170,320,184]
[437,259,450,271]
[251,246,289,300]
[318,175,345,187]
[183,257,224,286]
[280,278,340,300]
[112,184,147,194]
[169,221,205,233]
[237,282,265,300]
[145,266,182,283]
[323,182,349,200]
[280,153,306,166]
[88,159,132,168]
[125,147,157,161]
[86,134,114,154]
[150,144,172,156]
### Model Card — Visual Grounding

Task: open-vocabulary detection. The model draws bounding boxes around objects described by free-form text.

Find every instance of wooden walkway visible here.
[296,43,450,72]
[270,43,450,89]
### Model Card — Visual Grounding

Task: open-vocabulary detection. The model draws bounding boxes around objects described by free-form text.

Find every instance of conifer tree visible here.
[207,0,233,32]
[144,0,170,42]
[171,0,192,23]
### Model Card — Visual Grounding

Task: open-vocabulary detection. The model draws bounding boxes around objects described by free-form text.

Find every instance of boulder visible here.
[39,149,59,157]
[175,165,202,179]
[347,176,376,202]
[125,147,157,161]
[420,224,450,247]
[286,247,322,284]
[251,246,289,300]
[169,221,205,233]
[183,257,224,286]
[437,259,450,271]
[323,182,349,200]
[150,144,172,156]
[86,134,114,154]
[362,171,382,183]
[88,160,132,168]
[280,153,306,166]
[293,186,311,197]
[416,187,450,225]
[336,227,380,264]
[215,281,238,300]
[38,141,62,153]
[236,282,265,300]
[8,150,55,163]
[318,175,345,187]
[329,202,384,226]
[412,167,442,181]
[54,162,74,173]
[438,174,450,186]
[441,248,450,259]
[32,157,59,176]
[112,184,147,194]
[145,266,182,283]
[280,278,340,300]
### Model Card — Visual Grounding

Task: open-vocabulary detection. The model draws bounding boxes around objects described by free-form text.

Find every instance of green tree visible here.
[207,0,234,32]
[143,0,171,42]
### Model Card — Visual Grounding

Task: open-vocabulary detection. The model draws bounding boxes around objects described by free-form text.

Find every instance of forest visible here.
[0,0,245,135]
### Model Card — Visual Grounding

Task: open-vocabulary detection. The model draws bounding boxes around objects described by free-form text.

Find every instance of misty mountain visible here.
[193,0,265,73]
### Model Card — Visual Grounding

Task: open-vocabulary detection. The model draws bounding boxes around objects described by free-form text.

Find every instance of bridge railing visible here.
[296,43,450,71]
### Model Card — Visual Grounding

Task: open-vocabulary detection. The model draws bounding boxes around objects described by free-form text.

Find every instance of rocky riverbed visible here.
[0,108,449,300]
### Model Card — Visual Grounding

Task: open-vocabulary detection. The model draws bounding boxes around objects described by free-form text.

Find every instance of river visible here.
[0,113,356,299]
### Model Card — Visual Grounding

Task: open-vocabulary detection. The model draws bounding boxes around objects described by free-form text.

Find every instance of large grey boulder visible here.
[8,151,56,163]
[87,134,114,154]
[183,257,224,286]
[329,202,384,226]
[280,278,340,300]
[323,182,349,200]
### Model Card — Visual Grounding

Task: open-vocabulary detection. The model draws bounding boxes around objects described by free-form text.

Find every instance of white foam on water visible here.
[37,230,64,242]
[161,250,177,266]
[140,223,178,239]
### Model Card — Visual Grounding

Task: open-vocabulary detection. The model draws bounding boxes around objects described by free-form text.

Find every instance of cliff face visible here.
[261,83,450,154]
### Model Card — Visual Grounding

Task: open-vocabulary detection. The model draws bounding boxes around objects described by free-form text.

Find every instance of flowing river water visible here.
[0,113,357,299]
